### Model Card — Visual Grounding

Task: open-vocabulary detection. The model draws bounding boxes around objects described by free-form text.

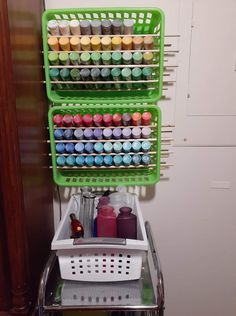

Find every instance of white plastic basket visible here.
[52,194,148,282]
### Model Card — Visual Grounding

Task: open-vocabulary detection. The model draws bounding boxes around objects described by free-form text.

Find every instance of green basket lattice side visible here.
[48,104,161,187]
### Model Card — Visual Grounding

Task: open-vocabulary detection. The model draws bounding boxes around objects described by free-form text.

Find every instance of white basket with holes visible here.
[52,194,148,282]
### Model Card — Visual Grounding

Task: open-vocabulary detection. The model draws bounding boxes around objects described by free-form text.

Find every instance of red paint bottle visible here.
[97,206,117,238]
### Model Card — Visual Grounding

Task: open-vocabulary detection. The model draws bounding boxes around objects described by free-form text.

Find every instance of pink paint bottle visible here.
[97,206,117,238]
[82,114,93,127]
[73,114,83,127]
[62,114,74,127]
[103,113,113,127]
[93,113,103,127]
[53,114,63,127]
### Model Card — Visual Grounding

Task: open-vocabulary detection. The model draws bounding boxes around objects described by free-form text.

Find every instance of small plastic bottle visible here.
[97,206,117,238]
[117,207,137,239]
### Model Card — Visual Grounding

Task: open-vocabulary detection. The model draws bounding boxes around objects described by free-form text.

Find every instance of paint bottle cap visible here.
[66,155,76,166]
[103,128,113,139]
[48,37,59,51]
[142,112,152,125]
[69,51,79,62]
[80,20,91,35]
[80,68,91,80]
[93,113,103,126]
[82,114,93,126]
[81,36,91,50]
[122,51,132,64]
[103,113,113,125]
[104,142,113,153]
[70,68,80,80]
[143,52,154,64]
[48,52,59,64]
[111,51,122,64]
[142,154,151,165]
[54,129,64,140]
[123,19,134,34]
[74,128,84,139]
[111,67,121,78]
[75,142,85,153]
[60,68,70,80]
[112,36,122,50]
[94,142,104,153]
[101,52,112,64]
[132,36,143,49]
[131,67,142,79]
[142,67,153,78]
[133,51,143,64]
[113,127,122,139]
[123,141,132,152]
[63,129,74,139]
[112,19,123,34]
[142,140,152,152]
[122,113,132,125]
[91,52,101,64]
[101,36,112,50]
[132,141,142,152]
[56,143,66,153]
[113,155,123,166]
[85,155,94,166]
[113,142,122,153]
[56,156,66,166]
[132,112,142,125]
[95,155,104,166]
[142,127,152,138]
[143,36,154,49]
[81,52,91,64]
[69,20,80,35]
[84,129,94,140]
[59,37,70,50]
[91,20,102,35]
[48,20,59,35]
[132,127,142,138]
[101,68,111,79]
[104,155,113,166]
[85,142,94,153]
[49,68,60,79]
[132,154,142,165]
[93,128,103,140]
[122,127,132,139]
[65,143,75,153]
[58,20,70,35]
[101,20,112,35]
[59,52,69,63]
[53,114,63,126]
[113,113,122,126]
[70,36,80,50]
[121,67,132,79]
[123,154,132,165]
[76,156,85,166]
[122,36,133,50]
[91,36,101,50]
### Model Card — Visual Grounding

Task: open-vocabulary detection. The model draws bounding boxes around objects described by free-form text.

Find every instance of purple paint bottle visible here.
[117,207,137,239]
[94,128,103,140]
[113,127,122,140]
[103,128,112,140]
[122,113,132,126]
[122,127,132,139]
[83,128,94,140]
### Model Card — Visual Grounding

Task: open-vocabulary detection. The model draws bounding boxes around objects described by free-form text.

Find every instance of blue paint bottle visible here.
[56,143,66,154]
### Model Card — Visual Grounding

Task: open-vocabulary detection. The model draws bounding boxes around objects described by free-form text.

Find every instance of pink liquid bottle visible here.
[117,207,137,239]
[97,206,117,238]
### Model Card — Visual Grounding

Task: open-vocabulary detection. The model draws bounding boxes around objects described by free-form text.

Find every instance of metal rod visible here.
[55,164,156,170]
[49,138,157,143]
[48,64,159,69]
[43,49,178,54]
[50,151,157,156]
[52,124,157,130]
[50,80,159,84]
[47,33,161,38]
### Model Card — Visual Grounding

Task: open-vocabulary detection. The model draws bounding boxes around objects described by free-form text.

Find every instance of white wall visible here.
[47,0,236,315]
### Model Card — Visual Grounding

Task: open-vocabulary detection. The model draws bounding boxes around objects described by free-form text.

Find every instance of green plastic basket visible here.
[48,105,161,187]
[42,8,165,105]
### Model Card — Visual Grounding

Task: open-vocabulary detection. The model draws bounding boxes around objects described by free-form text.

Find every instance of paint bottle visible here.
[142,140,152,152]
[97,206,117,238]
[142,67,153,87]
[48,20,59,36]
[80,20,91,35]
[80,36,91,51]
[112,19,123,34]
[142,154,151,165]
[48,37,59,51]
[93,113,103,127]
[94,155,104,167]
[59,37,70,51]
[82,114,93,127]
[66,155,76,166]
[113,113,122,126]
[101,52,112,65]
[123,19,134,35]
[117,207,137,239]
[111,68,121,89]
[143,52,154,65]
[76,156,85,166]
[143,36,154,50]
[104,155,113,166]
[132,154,142,166]
[70,69,80,88]
[60,68,70,82]
[69,52,80,65]
[62,114,74,127]
[132,112,142,126]
[103,142,113,153]
[122,141,132,153]
[58,20,70,35]
[80,68,91,89]
[132,141,142,152]
[122,36,133,50]
[112,127,122,139]
[85,155,94,166]
[103,128,113,140]
[113,141,122,153]
[80,52,91,65]
[84,128,94,140]
[101,68,111,88]
[73,114,83,127]
[101,36,112,51]
[75,142,85,153]
[132,127,142,139]
[69,19,80,35]
[142,127,152,139]
[112,36,122,50]
[101,20,112,35]
[84,142,94,154]
[94,142,104,154]
[94,128,103,140]
[49,69,62,88]
[53,114,63,127]
[142,112,152,125]
[74,128,84,140]
[122,52,132,65]
[70,36,80,51]
[122,113,132,126]
[48,52,59,65]
[132,52,143,65]
[123,154,132,166]
[113,155,123,166]
[121,68,132,89]
[111,51,122,65]
[56,143,66,154]
[54,129,64,140]
[59,52,69,65]
[65,143,75,153]
[132,67,142,89]
[91,52,101,65]
[103,113,113,126]
[91,36,101,51]
[56,156,66,166]
[132,36,143,50]
[63,129,74,140]
[91,20,102,35]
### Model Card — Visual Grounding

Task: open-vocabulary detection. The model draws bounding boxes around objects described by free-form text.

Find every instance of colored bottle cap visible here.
[132,36,143,49]
[111,51,122,65]
[65,143,75,153]
[132,141,142,152]
[142,154,151,165]
[80,68,91,80]
[84,129,94,140]
[80,52,91,64]
[70,68,80,80]
[112,19,123,34]
[113,127,122,139]
[70,36,80,50]
[85,155,94,166]
[122,113,132,126]
[75,142,85,153]
[103,128,112,139]
[122,51,132,64]
[60,68,70,80]
[80,36,91,50]
[113,141,122,153]
[112,36,122,50]
[132,154,142,166]
[53,114,63,126]
[142,140,152,152]
[74,128,83,140]
[143,52,154,64]
[91,52,101,64]
[121,68,132,79]
[112,113,122,126]
[48,20,59,35]
[49,68,60,80]
[101,36,112,49]
[122,127,132,139]
[80,20,91,35]
[111,67,121,79]
[54,129,64,140]
[69,20,80,34]
[143,36,154,49]
[94,142,104,153]
[91,68,101,81]
[123,19,134,34]
[133,51,143,64]
[104,155,113,166]
[56,143,66,153]
[69,52,79,63]
[94,155,104,166]
[84,142,94,153]
[142,127,152,138]
[101,68,111,79]
[59,37,70,50]
[142,112,152,125]
[132,127,142,139]
[76,156,85,166]
[103,142,113,153]
[91,36,101,50]
[123,154,132,166]
[122,141,132,153]
[113,155,123,166]
[66,155,76,166]
[91,20,102,35]
[101,52,111,64]
[103,113,112,126]
[56,156,66,166]
[93,128,103,140]
[122,36,132,49]
[63,114,74,126]
[132,112,142,125]
[48,52,59,64]
[82,114,93,126]
[59,52,69,64]
[93,113,103,126]
[101,20,112,35]
[132,67,142,79]
[63,129,74,140]
[142,67,153,78]
[73,114,83,127]
[58,20,70,35]
[48,37,59,51]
